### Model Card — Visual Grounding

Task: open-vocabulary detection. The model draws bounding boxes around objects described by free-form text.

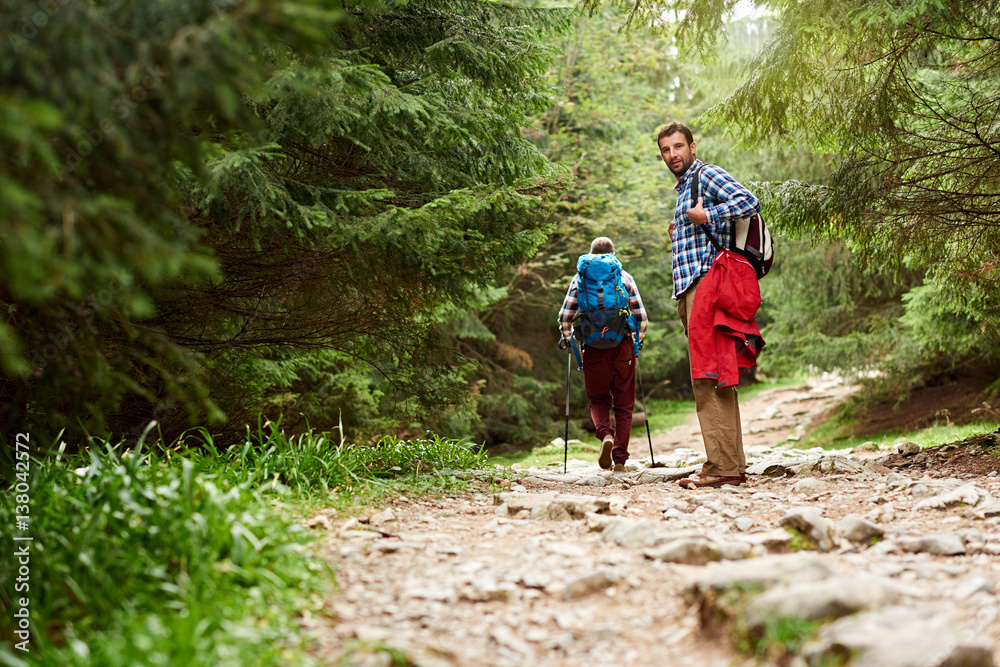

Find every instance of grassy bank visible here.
[0,423,491,666]
[799,416,1000,451]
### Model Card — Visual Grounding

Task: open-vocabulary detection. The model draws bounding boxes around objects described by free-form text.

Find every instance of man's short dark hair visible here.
[656,122,694,146]
[590,237,614,254]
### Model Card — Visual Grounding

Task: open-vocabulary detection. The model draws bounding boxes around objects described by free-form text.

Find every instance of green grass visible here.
[798,416,1000,451]
[644,398,696,433]
[491,438,599,468]
[757,617,823,661]
[0,422,493,666]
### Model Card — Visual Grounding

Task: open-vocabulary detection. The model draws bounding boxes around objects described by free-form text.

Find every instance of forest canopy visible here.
[0,0,570,442]
[2,0,998,448]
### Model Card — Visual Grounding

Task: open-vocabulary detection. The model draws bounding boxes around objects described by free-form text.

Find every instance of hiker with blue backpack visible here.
[658,121,771,489]
[558,237,648,472]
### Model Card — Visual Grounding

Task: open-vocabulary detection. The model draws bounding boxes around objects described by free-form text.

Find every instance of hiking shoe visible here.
[598,435,614,470]
[677,472,745,489]
[613,463,626,473]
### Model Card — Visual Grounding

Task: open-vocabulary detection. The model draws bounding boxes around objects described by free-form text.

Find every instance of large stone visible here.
[686,553,833,595]
[585,512,620,532]
[369,508,396,526]
[896,533,966,556]
[912,483,988,511]
[684,553,833,631]
[790,477,826,494]
[738,529,794,554]
[780,506,836,552]
[746,458,812,477]
[837,514,885,544]
[560,568,621,600]
[633,466,699,485]
[745,576,907,631]
[953,575,995,601]
[574,474,615,487]
[801,605,994,667]
[496,492,611,520]
[975,502,1000,518]
[807,455,865,475]
[645,537,723,566]
[522,473,582,484]
[601,519,701,549]
[643,536,751,565]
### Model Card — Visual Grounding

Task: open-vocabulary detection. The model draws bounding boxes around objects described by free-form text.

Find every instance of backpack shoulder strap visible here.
[690,164,703,205]
[688,165,722,252]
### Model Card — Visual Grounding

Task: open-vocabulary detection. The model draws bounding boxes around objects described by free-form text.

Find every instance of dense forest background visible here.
[1,0,998,451]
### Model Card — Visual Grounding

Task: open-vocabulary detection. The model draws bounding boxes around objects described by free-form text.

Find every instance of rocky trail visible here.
[306,377,1000,667]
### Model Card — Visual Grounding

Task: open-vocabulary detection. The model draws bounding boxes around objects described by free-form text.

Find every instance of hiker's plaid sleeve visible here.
[622,271,647,343]
[671,160,761,299]
[557,276,579,341]
[695,163,760,227]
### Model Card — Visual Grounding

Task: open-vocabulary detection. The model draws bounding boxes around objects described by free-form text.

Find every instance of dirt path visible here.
[307,376,1000,667]
[646,373,857,456]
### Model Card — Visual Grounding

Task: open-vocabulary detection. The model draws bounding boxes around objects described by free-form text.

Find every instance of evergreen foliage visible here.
[428,7,837,444]
[0,0,571,443]
[585,0,1000,395]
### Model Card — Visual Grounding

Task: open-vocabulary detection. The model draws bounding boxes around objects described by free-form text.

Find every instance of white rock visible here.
[780,506,837,552]
[734,517,755,532]
[953,575,995,601]
[519,571,551,589]
[791,477,826,494]
[305,514,332,530]
[644,537,725,565]
[686,553,833,595]
[802,605,993,667]
[896,534,966,556]
[490,626,535,658]
[913,484,988,511]
[561,568,621,600]
[837,514,885,544]
[746,576,909,630]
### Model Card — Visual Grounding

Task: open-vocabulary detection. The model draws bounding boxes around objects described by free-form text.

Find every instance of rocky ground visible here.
[305,377,1000,667]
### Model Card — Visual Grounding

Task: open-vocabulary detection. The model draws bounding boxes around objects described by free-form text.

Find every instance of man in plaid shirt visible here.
[558,237,647,472]
[658,122,761,488]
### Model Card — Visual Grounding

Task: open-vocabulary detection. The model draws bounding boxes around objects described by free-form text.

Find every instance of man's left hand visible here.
[688,197,708,225]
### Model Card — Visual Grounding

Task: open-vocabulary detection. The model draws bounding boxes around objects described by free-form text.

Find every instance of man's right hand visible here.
[688,197,708,225]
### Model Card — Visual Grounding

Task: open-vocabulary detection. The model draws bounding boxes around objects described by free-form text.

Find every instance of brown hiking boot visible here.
[677,472,745,489]
[612,463,626,473]
[598,435,614,470]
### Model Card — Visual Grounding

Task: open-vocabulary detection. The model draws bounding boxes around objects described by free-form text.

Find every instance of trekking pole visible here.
[635,352,655,467]
[558,338,571,474]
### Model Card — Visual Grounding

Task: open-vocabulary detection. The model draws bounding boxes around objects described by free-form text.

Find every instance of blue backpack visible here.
[572,253,637,350]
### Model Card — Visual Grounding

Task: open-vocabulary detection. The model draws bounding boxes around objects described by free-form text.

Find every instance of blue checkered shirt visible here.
[671,159,761,299]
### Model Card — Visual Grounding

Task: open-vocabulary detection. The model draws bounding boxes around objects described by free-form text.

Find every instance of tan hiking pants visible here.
[677,279,746,476]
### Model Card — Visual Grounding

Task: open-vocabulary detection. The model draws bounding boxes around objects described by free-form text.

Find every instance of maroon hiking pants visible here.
[583,341,636,465]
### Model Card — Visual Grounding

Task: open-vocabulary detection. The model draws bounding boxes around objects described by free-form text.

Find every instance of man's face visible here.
[658,132,696,177]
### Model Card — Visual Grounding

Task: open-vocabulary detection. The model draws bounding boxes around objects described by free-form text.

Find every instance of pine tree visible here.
[0,0,571,444]
[589,0,1000,318]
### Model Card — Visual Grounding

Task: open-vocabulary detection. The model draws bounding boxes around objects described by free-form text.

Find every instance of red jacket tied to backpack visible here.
[689,249,766,388]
